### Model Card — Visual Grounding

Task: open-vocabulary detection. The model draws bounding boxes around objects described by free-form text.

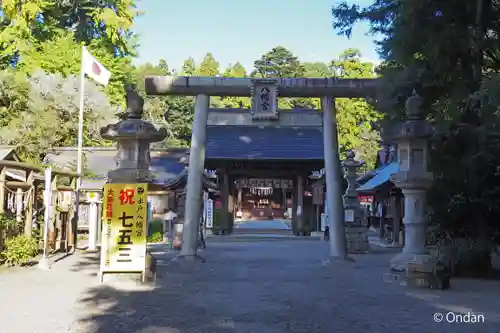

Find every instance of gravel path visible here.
[1,240,500,333]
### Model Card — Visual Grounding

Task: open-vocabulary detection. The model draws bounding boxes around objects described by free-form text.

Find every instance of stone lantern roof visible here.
[397,91,434,140]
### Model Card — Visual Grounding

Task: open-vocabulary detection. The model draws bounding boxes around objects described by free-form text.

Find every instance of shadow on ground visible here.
[71,241,500,333]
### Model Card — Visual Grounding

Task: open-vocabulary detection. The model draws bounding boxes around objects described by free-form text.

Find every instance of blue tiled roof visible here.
[357,162,399,192]
[206,126,324,160]
[150,157,186,185]
[44,148,189,186]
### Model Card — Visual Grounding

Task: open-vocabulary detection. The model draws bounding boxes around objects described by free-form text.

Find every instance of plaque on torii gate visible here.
[250,78,279,120]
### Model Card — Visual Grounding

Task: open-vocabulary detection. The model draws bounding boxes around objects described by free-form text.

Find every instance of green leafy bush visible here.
[0,214,23,236]
[148,231,163,243]
[2,235,39,266]
[147,219,164,243]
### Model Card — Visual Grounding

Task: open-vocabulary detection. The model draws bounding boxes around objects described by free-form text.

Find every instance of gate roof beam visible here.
[145,76,379,98]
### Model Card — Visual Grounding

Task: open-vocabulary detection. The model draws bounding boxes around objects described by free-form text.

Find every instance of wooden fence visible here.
[0,160,80,253]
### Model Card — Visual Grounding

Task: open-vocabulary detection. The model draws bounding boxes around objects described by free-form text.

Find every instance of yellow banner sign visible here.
[100,183,148,273]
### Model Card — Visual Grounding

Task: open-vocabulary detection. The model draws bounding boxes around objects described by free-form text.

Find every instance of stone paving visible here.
[1,240,500,333]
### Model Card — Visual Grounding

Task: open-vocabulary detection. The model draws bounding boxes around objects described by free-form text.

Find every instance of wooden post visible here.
[24,171,34,238]
[237,187,242,212]
[69,177,78,251]
[282,188,287,211]
[228,178,235,232]
[220,170,230,233]
[15,188,23,223]
[55,208,63,251]
[49,175,58,251]
[0,167,5,250]
[0,167,5,215]
[291,179,298,235]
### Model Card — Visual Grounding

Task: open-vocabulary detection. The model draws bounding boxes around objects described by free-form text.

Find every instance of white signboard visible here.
[205,199,214,229]
[297,205,302,217]
[320,213,327,231]
[344,209,354,222]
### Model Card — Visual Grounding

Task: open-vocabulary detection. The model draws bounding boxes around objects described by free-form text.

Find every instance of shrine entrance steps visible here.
[210,219,322,241]
[233,219,292,235]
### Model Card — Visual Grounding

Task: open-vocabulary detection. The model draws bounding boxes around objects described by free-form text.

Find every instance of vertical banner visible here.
[205,199,214,229]
[100,183,148,275]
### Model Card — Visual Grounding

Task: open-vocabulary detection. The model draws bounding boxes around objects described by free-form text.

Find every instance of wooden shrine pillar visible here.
[0,167,5,250]
[218,169,233,233]
[291,178,298,235]
[49,175,57,250]
[68,177,78,251]
[282,188,287,209]
[228,177,235,223]
[312,184,324,232]
[24,171,35,238]
[0,167,5,215]
[237,187,242,212]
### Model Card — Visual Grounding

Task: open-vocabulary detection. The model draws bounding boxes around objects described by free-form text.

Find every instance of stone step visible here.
[232,228,293,235]
[208,234,321,242]
[382,271,406,285]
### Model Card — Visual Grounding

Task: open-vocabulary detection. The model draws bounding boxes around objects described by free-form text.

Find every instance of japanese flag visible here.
[82,46,111,86]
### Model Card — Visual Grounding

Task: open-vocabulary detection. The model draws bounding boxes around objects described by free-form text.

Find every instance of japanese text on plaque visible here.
[100,183,148,273]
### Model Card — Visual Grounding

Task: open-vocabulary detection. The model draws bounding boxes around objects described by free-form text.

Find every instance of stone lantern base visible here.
[345,224,370,254]
[384,254,451,290]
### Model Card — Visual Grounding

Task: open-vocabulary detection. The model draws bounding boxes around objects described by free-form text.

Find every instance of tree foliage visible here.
[0,0,138,161]
[0,70,117,163]
[0,0,381,174]
[252,46,305,78]
[332,0,500,248]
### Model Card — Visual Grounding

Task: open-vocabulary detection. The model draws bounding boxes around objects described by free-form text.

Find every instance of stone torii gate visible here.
[145,76,378,260]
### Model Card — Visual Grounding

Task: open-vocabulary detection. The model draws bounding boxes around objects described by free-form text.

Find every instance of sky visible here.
[134,0,380,72]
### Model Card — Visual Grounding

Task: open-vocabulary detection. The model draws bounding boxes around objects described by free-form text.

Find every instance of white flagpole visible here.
[74,45,86,252]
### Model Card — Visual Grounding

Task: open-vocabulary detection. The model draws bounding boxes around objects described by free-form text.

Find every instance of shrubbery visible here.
[147,219,164,243]
[1,236,39,266]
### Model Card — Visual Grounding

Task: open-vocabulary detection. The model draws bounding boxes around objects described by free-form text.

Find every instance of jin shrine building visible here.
[204,106,324,234]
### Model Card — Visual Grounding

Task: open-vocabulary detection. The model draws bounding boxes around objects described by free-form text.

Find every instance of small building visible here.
[357,144,404,244]
[44,147,217,231]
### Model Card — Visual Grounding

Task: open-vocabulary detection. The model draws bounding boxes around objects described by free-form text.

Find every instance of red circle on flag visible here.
[92,61,101,75]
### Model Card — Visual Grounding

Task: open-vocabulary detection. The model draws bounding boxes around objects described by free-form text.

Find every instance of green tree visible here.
[331,50,381,166]
[181,57,197,75]
[252,46,305,78]
[217,62,250,108]
[332,0,500,264]
[303,62,334,78]
[198,52,220,76]
[0,0,139,62]
[0,0,139,164]
[224,62,247,77]
[252,47,306,108]
[0,70,116,163]
[134,60,194,147]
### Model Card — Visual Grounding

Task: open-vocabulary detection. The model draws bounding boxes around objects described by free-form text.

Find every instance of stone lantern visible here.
[100,85,167,184]
[389,91,434,270]
[342,150,370,254]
